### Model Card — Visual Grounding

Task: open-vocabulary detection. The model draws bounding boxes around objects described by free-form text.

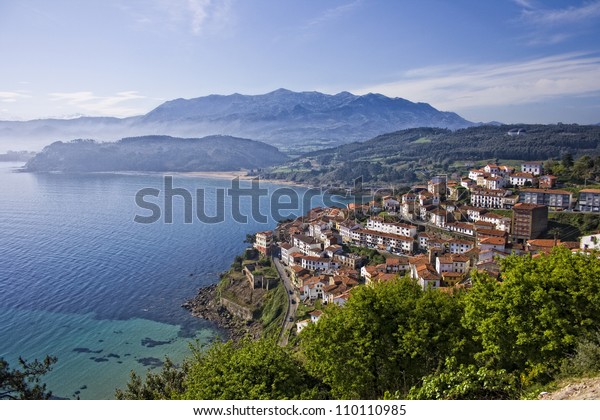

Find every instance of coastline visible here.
[19,167,313,189]
[172,171,313,189]
[182,282,263,343]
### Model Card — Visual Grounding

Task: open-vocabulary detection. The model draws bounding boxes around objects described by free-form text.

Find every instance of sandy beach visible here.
[168,170,313,189]
[172,170,253,179]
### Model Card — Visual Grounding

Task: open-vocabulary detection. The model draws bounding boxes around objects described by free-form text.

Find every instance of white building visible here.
[521,162,543,176]
[581,233,600,251]
[366,218,417,238]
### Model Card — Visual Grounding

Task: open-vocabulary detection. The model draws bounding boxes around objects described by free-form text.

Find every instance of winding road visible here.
[273,257,298,346]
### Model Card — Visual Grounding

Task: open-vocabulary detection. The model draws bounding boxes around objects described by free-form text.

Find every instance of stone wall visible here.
[220,296,254,321]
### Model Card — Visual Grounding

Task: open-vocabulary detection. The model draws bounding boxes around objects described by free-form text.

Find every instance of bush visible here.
[560,332,600,378]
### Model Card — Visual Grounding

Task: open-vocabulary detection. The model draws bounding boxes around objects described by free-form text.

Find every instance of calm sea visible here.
[0,162,325,399]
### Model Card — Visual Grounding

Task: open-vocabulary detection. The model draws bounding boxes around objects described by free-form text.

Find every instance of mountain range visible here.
[0,89,472,153]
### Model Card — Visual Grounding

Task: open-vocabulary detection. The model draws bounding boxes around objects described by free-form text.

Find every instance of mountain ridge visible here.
[0,89,473,153]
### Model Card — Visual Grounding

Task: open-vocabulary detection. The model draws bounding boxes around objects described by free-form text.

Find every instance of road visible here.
[273,257,298,347]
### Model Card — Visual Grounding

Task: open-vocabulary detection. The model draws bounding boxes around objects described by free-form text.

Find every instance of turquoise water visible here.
[0,162,323,399]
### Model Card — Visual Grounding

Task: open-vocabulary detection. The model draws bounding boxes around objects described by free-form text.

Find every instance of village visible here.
[247,161,600,335]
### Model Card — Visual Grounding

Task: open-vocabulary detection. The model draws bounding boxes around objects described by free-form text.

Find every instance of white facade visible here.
[521,162,543,176]
[448,240,474,254]
[366,218,417,238]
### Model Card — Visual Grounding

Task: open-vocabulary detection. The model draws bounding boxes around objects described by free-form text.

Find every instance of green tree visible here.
[408,357,520,400]
[115,358,187,400]
[562,153,574,169]
[181,338,323,400]
[463,248,600,383]
[1,356,56,400]
[300,278,469,399]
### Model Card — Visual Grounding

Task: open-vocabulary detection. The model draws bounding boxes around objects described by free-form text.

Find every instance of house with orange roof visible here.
[361,265,379,285]
[415,264,441,290]
[440,271,464,287]
[526,239,580,253]
[479,236,506,251]
[309,310,323,323]
[385,256,410,273]
[290,266,310,286]
[322,283,349,304]
[509,172,538,187]
[447,238,475,254]
[301,275,328,300]
[539,174,557,189]
[280,242,302,266]
[333,291,350,306]
[480,212,512,232]
[254,230,273,256]
[478,247,510,263]
[300,255,338,272]
[447,222,476,237]
[370,272,398,285]
[521,161,543,176]
[333,253,364,269]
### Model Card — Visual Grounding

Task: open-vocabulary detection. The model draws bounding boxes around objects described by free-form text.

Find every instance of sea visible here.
[0,161,335,399]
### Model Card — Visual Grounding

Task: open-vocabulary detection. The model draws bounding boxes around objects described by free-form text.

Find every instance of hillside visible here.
[262,124,600,187]
[0,89,472,153]
[540,377,600,400]
[24,135,287,172]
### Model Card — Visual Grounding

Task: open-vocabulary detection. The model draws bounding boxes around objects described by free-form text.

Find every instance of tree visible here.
[562,152,574,168]
[181,338,323,400]
[1,356,56,400]
[408,357,520,400]
[300,278,469,399]
[463,248,600,383]
[115,358,187,400]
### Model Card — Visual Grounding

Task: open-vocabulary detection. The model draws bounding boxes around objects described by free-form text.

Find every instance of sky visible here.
[1,0,599,124]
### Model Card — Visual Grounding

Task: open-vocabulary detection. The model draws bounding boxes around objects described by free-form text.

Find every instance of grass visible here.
[260,282,288,338]
[548,212,600,237]
[412,137,432,144]
[488,209,513,218]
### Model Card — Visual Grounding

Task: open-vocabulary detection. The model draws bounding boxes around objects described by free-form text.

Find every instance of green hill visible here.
[24,135,288,173]
[263,124,600,187]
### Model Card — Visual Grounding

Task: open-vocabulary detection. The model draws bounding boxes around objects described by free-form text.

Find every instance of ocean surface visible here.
[0,162,330,399]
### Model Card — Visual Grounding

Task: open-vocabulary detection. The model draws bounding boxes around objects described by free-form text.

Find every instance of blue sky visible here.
[1,0,599,123]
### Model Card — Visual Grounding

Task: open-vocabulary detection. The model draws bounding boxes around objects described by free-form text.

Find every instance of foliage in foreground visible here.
[0,356,56,400]
[300,278,468,399]
[180,338,323,400]
[115,358,188,400]
[407,357,521,400]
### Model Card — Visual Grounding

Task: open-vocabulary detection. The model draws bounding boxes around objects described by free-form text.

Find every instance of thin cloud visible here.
[306,0,362,28]
[512,0,535,9]
[0,91,31,103]
[520,0,600,25]
[354,52,600,112]
[124,0,234,36]
[49,91,149,117]
[514,0,600,45]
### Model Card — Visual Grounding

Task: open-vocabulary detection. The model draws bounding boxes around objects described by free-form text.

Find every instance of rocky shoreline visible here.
[181,283,262,342]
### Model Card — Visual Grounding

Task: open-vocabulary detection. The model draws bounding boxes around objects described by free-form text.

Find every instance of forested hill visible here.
[309,124,600,163]
[263,124,600,186]
[24,135,288,172]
